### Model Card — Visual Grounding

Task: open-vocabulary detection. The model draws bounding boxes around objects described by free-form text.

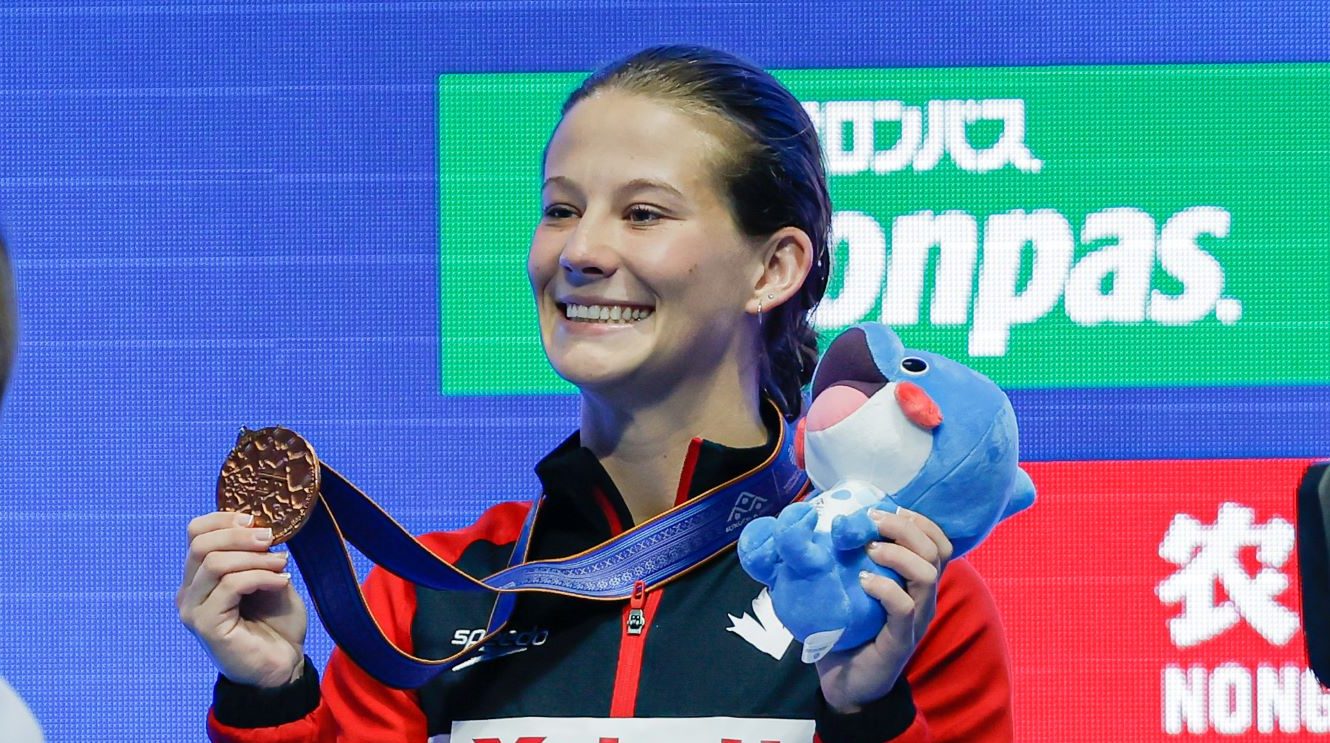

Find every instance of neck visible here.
[579,371,767,526]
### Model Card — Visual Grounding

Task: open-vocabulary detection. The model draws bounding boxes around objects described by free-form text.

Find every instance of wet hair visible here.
[0,233,14,399]
[560,45,832,420]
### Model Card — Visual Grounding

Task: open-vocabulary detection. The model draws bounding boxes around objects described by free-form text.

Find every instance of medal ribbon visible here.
[282,412,808,690]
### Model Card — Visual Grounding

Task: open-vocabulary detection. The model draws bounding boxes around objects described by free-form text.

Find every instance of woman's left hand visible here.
[815,507,953,713]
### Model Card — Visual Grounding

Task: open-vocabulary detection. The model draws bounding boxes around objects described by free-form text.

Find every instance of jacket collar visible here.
[533,403,782,535]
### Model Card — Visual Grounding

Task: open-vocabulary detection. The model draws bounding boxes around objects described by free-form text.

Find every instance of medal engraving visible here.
[217,426,320,544]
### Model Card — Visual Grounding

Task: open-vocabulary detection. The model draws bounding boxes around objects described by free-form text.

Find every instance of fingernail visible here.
[278,572,292,581]
[277,552,289,563]
[868,509,888,522]
[859,570,872,585]
[867,541,884,552]
[255,528,273,544]
[235,513,254,527]
[897,507,918,522]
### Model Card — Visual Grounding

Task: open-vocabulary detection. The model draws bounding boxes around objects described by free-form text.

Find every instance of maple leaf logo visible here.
[727,588,794,661]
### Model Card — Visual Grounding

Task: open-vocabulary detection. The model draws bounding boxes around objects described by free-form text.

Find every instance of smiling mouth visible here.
[560,302,655,324]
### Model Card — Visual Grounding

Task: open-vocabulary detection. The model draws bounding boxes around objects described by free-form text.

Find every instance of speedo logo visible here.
[803,98,1041,174]
[812,206,1241,356]
[450,626,550,671]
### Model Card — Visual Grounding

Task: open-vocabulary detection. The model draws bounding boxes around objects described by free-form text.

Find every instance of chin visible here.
[541,318,658,386]
[545,346,650,392]
[552,364,645,396]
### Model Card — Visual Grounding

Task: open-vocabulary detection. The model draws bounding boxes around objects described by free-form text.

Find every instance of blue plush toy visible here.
[737,323,1035,663]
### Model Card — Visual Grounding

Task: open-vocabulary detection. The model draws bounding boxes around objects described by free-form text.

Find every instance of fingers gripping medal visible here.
[217,427,320,544]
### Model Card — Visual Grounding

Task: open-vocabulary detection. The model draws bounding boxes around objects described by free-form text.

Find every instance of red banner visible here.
[968,459,1325,740]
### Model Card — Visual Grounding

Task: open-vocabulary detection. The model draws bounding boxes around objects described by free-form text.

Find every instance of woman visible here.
[178,45,1014,741]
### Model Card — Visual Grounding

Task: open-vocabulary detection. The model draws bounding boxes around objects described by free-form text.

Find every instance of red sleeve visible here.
[206,501,532,743]
[902,557,1015,741]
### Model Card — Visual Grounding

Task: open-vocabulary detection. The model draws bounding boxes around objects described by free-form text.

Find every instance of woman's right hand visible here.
[177,511,309,688]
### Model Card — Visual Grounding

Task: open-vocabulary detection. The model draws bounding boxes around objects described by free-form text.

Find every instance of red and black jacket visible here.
[206,419,1015,742]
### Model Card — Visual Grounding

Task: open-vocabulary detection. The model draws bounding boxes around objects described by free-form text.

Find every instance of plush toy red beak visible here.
[895,381,943,430]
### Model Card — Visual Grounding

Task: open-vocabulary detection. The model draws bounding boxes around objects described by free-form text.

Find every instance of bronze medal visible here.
[216,426,320,544]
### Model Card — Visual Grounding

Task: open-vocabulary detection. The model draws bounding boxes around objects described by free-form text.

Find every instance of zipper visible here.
[610,580,663,717]
[625,581,647,635]
[609,439,697,715]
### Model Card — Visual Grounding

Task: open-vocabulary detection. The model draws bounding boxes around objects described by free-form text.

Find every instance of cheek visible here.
[673,237,756,302]
[527,230,559,290]
[656,228,737,282]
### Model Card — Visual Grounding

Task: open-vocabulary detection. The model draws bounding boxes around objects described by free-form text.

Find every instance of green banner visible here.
[440,65,1330,394]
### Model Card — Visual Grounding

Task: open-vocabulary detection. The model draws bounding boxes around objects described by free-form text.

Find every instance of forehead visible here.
[543,91,734,195]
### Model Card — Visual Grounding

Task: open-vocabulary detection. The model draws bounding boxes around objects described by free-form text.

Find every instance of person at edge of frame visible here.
[0,233,46,743]
[178,45,1016,742]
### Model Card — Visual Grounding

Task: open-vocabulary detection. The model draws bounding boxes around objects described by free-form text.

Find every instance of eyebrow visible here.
[542,176,688,202]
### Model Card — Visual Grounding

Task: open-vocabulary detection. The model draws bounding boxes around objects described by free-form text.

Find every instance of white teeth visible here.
[562,303,654,324]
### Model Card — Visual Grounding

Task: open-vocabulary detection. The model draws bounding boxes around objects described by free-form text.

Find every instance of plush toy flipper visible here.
[773,503,833,576]
[830,507,884,551]
[1004,468,1036,519]
[735,516,779,585]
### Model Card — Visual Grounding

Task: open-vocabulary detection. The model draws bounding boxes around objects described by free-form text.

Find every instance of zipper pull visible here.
[625,580,647,636]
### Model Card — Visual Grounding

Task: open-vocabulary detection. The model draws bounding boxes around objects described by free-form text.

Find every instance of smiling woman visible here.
[530,88,813,484]
[538,54,832,420]
[184,45,1015,743]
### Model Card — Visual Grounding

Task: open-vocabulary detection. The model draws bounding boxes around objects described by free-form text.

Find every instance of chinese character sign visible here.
[969,459,1327,741]
[1157,503,1297,649]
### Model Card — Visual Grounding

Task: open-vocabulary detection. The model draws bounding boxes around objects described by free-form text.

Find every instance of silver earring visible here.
[758,293,776,323]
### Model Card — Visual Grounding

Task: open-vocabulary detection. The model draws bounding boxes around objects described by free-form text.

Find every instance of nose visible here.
[558,213,618,285]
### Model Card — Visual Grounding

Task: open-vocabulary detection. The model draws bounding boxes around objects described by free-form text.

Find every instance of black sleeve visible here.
[814,676,917,743]
[212,657,321,728]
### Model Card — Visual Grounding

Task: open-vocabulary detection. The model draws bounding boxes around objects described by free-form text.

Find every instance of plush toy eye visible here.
[900,357,928,375]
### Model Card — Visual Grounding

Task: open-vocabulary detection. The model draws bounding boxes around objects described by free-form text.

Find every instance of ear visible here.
[746,226,814,314]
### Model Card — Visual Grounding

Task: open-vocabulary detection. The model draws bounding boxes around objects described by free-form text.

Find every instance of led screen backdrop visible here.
[0,3,1328,741]
[442,65,1330,393]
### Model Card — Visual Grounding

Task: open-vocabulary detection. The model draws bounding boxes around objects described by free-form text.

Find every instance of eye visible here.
[542,204,577,220]
[900,357,928,375]
[625,205,663,224]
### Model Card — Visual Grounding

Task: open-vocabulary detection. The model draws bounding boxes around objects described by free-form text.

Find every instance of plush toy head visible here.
[738,323,1035,661]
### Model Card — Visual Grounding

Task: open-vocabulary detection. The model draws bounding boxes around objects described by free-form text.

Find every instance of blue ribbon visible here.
[285,415,808,690]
